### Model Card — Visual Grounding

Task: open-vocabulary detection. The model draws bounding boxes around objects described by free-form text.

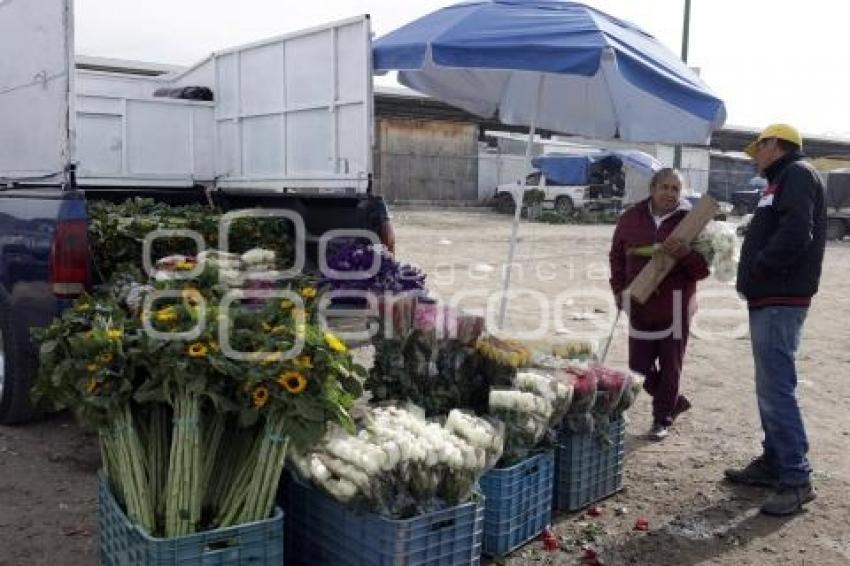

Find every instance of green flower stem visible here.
[165,389,201,537]
[236,411,288,524]
[113,406,155,534]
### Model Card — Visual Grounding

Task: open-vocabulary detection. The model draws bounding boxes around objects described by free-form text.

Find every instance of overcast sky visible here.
[74,0,850,139]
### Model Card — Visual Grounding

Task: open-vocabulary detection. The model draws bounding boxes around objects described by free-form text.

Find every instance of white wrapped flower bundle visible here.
[290,405,503,518]
[693,221,739,282]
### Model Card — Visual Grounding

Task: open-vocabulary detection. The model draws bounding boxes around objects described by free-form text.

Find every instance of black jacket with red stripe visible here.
[736,152,827,307]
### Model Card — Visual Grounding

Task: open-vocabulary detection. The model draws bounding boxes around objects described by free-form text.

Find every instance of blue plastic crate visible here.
[479,451,553,557]
[554,417,625,513]
[284,474,483,566]
[98,474,284,565]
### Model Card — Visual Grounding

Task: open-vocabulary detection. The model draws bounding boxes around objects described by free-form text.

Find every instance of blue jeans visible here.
[749,306,811,486]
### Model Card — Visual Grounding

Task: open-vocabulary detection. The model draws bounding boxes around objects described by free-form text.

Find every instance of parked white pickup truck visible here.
[492,150,663,214]
[494,172,589,214]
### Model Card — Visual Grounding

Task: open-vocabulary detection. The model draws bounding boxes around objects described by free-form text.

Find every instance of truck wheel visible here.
[826,218,846,241]
[555,196,574,215]
[0,297,41,424]
[493,192,515,214]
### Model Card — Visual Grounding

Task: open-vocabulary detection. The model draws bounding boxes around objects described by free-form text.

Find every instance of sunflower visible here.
[252,386,270,408]
[187,343,208,358]
[85,377,98,394]
[155,306,178,323]
[107,329,123,341]
[324,332,347,353]
[300,287,318,299]
[96,352,113,365]
[280,299,294,311]
[293,355,313,369]
[278,371,307,394]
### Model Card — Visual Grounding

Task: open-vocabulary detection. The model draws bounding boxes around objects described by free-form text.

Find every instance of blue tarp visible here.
[532,150,662,185]
[531,154,592,185]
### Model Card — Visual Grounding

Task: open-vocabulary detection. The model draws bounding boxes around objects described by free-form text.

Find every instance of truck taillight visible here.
[380,220,396,255]
[49,219,90,297]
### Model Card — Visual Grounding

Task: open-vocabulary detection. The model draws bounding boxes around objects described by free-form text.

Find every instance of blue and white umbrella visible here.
[374,0,726,325]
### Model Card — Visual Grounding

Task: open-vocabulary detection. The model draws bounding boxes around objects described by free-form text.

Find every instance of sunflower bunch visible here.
[31,295,155,533]
[475,335,532,369]
[209,284,365,527]
[32,253,365,537]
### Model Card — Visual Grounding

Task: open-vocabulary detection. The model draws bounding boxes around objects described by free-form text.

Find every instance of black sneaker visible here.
[724,456,779,487]
[671,395,691,422]
[761,484,816,516]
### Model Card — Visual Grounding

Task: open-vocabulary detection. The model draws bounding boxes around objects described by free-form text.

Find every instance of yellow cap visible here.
[744,123,803,158]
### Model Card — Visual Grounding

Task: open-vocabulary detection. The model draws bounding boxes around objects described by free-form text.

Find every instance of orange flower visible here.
[187,343,208,358]
[278,371,307,395]
[252,386,270,408]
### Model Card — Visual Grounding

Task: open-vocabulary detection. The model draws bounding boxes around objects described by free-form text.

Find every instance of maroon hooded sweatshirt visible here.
[609,198,710,332]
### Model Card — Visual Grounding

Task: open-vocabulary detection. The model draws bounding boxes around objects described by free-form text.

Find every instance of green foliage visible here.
[88,198,295,283]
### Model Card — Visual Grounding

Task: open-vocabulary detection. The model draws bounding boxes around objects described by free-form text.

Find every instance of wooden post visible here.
[626,195,719,304]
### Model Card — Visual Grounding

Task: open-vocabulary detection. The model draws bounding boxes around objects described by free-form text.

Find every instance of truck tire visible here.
[555,196,574,214]
[493,192,516,214]
[0,296,42,424]
[826,218,846,241]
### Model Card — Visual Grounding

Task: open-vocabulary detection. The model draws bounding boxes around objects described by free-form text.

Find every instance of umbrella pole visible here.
[497,76,543,329]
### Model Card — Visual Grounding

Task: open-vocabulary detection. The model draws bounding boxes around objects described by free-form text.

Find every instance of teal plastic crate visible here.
[554,417,625,513]
[98,474,284,565]
[479,451,553,557]
[284,474,484,566]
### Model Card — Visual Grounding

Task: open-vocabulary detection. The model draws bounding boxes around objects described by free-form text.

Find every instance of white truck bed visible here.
[1,1,373,194]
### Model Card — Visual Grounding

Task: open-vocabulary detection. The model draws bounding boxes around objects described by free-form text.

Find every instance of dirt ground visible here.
[2,207,849,565]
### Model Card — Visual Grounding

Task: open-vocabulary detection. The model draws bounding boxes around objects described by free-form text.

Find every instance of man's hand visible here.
[662,237,691,260]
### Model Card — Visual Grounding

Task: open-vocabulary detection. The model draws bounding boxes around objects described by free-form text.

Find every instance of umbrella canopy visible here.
[374,0,726,144]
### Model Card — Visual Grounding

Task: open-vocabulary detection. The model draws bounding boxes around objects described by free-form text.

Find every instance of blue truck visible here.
[0,4,391,423]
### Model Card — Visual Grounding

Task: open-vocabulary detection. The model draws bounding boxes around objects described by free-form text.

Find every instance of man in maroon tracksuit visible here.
[609,168,710,440]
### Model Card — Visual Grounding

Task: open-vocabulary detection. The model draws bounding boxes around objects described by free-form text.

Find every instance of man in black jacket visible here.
[724,124,827,516]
